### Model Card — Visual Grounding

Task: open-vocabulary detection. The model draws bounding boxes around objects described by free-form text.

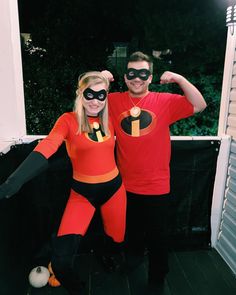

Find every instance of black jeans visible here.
[125,191,172,279]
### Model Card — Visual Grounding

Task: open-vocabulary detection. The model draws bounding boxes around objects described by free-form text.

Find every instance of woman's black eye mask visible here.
[83,88,107,101]
[126,68,151,81]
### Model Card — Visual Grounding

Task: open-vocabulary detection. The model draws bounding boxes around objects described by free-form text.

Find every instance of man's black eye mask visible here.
[126,68,151,81]
[83,88,107,101]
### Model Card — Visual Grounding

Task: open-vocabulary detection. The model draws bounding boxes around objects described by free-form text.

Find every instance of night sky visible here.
[17,0,228,40]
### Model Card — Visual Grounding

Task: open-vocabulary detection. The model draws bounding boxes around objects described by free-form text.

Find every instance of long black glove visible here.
[0,151,48,200]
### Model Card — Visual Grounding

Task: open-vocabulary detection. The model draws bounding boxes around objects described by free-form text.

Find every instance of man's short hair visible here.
[128,51,153,73]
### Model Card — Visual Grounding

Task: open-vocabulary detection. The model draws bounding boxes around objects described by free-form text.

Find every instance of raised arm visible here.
[160,71,207,113]
[101,70,114,82]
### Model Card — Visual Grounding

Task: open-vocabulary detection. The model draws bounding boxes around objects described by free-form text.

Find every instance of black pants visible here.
[125,192,172,279]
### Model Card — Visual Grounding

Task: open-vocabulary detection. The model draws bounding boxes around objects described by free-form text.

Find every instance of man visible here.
[103,51,207,287]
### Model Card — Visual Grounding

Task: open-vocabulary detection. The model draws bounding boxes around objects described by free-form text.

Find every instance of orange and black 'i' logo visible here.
[119,109,157,137]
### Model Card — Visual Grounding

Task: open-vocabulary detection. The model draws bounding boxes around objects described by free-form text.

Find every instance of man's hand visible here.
[101,70,114,82]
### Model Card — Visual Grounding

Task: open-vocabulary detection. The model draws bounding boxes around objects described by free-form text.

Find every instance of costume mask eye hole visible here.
[86,92,94,99]
[140,71,147,77]
[83,88,96,100]
[128,71,135,77]
[126,69,136,80]
[98,93,106,100]
[139,69,151,80]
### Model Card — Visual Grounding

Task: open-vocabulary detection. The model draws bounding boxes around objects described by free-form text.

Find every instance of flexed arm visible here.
[160,71,207,113]
[101,70,114,82]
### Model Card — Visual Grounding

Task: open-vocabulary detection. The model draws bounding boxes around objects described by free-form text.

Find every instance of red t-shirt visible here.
[108,91,194,195]
[34,112,118,183]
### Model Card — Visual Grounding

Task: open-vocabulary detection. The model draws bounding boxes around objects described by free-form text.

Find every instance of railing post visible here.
[0,0,26,141]
[218,4,236,136]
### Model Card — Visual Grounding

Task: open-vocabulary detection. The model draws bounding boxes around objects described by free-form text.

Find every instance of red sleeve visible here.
[169,94,194,124]
[34,113,70,159]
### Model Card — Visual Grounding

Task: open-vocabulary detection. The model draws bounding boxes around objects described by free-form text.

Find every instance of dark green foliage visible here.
[19,0,226,135]
[119,0,226,136]
[20,0,115,134]
[149,58,222,136]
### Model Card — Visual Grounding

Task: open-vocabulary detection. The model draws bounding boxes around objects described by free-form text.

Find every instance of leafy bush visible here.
[20,0,225,136]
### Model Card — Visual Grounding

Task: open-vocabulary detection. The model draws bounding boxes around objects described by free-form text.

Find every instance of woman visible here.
[0,72,126,294]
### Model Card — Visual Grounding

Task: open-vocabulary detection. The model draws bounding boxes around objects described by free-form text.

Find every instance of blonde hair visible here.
[74,71,110,134]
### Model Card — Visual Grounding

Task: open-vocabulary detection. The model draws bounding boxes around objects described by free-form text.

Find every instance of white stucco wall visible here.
[0,0,26,143]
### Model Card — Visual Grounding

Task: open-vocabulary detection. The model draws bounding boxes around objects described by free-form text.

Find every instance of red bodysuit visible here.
[34,112,126,242]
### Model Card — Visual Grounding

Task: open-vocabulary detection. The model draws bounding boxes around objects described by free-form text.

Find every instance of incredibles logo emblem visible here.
[119,109,156,137]
[86,122,110,142]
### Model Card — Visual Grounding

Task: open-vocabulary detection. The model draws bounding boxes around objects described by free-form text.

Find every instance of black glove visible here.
[0,151,48,200]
